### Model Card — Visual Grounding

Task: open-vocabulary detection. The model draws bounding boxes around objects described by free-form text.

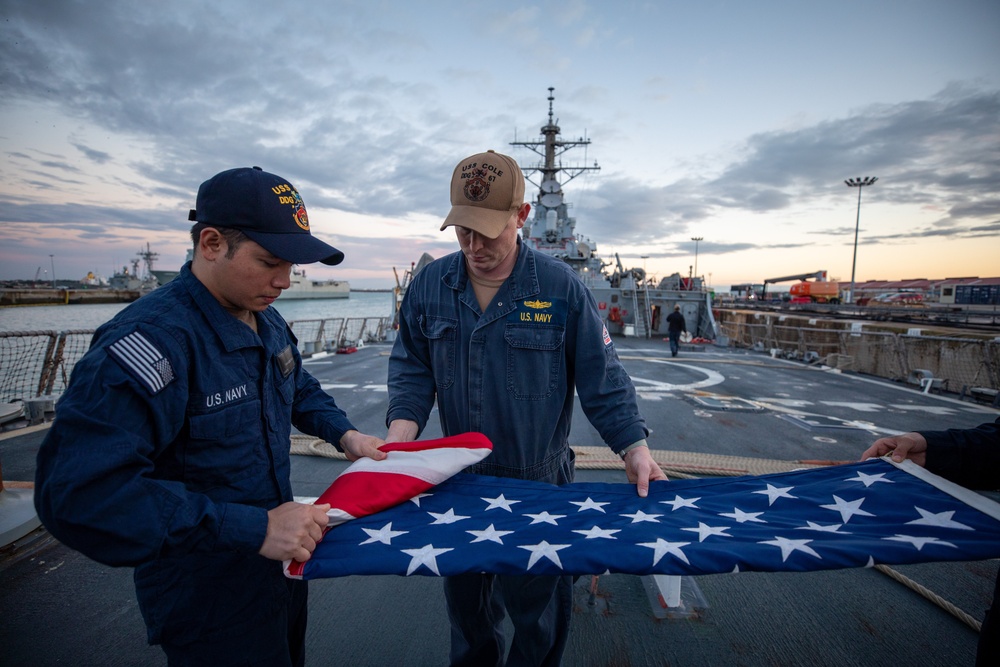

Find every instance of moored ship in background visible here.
[511,88,716,340]
[107,243,160,293]
[277,267,350,300]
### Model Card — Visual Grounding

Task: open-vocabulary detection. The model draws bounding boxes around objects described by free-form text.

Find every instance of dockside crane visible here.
[762,270,841,303]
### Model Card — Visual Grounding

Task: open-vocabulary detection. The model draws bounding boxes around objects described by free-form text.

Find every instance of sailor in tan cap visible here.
[387,149,666,666]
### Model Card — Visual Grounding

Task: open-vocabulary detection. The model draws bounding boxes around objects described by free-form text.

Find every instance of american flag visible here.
[293,459,1000,579]
[107,331,175,394]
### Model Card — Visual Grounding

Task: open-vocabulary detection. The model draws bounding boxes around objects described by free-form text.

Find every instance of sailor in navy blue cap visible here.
[186,166,345,318]
[189,166,344,266]
[35,166,385,666]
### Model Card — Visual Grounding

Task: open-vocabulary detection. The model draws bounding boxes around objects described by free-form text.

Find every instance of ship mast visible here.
[510,87,600,213]
[510,87,602,258]
[136,242,159,279]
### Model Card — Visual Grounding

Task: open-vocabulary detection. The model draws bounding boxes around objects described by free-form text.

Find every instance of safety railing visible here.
[0,317,393,403]
[715,319,1000,396]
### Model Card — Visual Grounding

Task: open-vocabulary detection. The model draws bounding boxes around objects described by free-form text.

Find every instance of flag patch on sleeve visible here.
[107,331,176,394]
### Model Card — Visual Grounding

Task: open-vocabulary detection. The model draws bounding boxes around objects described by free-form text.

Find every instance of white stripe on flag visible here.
[892,457,1000,521]
[338,447,489,486]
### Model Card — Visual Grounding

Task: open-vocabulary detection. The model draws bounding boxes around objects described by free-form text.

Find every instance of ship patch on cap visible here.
[463,166,491,203]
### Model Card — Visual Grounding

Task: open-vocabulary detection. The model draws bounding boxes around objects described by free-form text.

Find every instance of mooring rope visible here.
[874,564,983,633]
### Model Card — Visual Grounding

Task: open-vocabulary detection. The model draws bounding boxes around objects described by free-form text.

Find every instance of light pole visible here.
[49,254,56,289]
[690,237,703,285]
[844,177,877,304]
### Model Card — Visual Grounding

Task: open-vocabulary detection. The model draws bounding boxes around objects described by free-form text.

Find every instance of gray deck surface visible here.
[2,336,997,666]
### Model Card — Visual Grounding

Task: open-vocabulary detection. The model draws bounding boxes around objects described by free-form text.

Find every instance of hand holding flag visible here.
[285,432,493,578]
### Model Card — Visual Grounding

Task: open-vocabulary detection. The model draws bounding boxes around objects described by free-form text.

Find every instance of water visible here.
[0,291,395,333]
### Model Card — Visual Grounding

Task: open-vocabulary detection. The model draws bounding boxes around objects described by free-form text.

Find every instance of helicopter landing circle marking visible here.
[631,361,725,392]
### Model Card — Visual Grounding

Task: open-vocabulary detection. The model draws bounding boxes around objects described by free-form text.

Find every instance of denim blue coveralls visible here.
[387,239,648,666]
[35,263,357,666]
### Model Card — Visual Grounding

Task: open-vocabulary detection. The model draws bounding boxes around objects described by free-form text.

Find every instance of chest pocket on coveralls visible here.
[186,399,265,489]
[504,324,564,400]
[420,315,457,389]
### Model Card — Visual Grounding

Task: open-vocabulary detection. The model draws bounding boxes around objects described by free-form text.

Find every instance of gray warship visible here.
[512,88,716,341]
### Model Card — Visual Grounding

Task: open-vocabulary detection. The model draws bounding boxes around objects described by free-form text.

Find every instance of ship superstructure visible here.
[278,267,350,300]
[512,89,715,340]
[108,243,160,293]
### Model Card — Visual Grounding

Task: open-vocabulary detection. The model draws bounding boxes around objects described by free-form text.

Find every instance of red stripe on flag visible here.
[377,432,493,454]
[316,470,436,516]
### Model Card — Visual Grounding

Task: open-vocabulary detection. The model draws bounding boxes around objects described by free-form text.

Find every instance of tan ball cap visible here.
[441,150,525,239]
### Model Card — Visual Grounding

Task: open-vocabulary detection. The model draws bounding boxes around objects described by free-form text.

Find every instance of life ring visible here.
[608,306,622,324]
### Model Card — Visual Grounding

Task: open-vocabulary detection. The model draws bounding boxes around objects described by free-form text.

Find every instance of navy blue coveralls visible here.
[922,417,1000,667]
[35,263,357,666]
[387,239,648,666]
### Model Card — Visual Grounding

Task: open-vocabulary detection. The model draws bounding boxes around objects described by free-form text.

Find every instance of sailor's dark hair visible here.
[190,222,248,259]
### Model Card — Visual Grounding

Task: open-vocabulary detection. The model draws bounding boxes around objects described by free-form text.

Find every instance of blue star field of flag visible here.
[297,459,1000,580]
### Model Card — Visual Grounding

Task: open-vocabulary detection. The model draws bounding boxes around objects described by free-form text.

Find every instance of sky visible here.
[1,0,997,291]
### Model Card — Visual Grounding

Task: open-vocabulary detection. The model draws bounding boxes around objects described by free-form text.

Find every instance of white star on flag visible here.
[467,523,514,544]
[884,534,958,551]
[820,495,875,523]
[755,484,797,505]
[409,493,432,507]
[907,507,973,531]
[519,541,571,569]
[572,526,621,540]
[360,522,408,545]
[622,509,663,524]
[428,508,470,525]
[570,497,609,513]
[402,544,454,575]
[682,522,732,542]
[482,494,520,512]
[798,522,850,533]
[719,508,766,523]
[526,511,565,525]
[638,538,691,566]
[760,536,821,562]
[660,495,701,511]
[848,471,893,488]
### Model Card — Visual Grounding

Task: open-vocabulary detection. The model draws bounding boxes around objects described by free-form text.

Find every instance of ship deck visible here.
[2,335,998,666]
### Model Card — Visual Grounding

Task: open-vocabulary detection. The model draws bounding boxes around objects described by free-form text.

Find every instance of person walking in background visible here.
[385,149,666,666]
[666,304,686,357]
[860,416,999,667]
[35,167,386,667]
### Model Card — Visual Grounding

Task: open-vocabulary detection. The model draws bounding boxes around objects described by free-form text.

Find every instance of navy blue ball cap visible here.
[188,166,344,266]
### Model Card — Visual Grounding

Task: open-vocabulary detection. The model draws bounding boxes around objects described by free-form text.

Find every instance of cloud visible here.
[0,3,996,285]
[563,85,999,250]
[73,142,112,164]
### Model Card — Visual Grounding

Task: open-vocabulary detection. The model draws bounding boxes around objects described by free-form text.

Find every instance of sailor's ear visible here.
[516,202,531,225]
[197,227,225,260]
